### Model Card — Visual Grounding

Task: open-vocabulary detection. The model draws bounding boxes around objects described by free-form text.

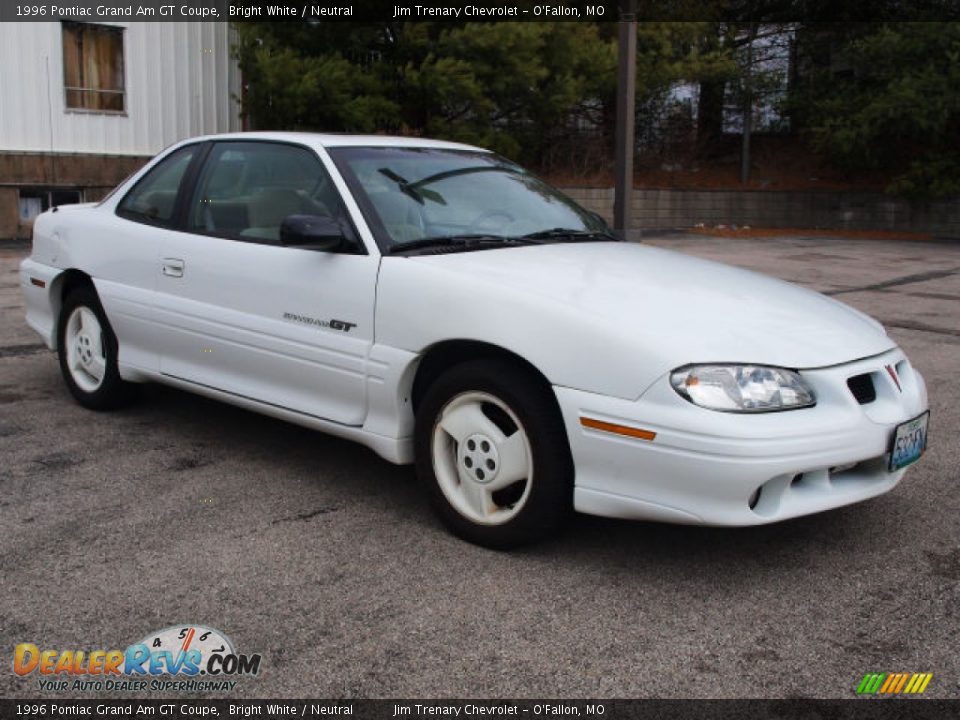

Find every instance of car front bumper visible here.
[556,347,928,525]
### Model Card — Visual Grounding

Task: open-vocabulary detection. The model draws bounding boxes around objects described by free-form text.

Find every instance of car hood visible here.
[404,241,894,372]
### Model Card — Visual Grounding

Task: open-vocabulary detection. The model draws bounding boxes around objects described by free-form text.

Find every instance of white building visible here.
[0,21,241,238]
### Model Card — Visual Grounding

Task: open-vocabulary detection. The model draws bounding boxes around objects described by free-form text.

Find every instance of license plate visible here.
[889,411,930,472]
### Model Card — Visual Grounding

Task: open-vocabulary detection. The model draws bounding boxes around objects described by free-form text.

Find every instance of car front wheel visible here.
[415,359,573,549]
[57,287,134,410]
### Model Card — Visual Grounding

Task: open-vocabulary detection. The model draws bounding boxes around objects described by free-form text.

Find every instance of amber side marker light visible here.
[30,278,46,288]
[580,417,657,441]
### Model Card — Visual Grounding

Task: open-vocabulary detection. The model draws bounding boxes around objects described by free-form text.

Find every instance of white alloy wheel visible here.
[57,287,136,411]
[416,358,574,548]
[64,305,107,393]
[431,391,534,525]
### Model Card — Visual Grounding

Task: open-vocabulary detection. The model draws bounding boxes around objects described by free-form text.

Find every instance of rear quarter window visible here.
[116,146,197,226]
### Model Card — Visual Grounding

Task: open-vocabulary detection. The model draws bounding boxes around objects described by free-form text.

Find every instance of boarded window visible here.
[62,22,125,112]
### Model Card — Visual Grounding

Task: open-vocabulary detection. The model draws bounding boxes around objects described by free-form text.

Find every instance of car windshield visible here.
[328,147,612,252]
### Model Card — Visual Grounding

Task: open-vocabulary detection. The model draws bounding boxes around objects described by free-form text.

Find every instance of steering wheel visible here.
[471,210,515,232]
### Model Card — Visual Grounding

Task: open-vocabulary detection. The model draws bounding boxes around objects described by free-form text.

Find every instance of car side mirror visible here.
[279,214,352,252]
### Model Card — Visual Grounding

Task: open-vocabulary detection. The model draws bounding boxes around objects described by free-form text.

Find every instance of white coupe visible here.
[20,133,930,548]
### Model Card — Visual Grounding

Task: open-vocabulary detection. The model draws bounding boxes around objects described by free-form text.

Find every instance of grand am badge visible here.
[283,312,357,332]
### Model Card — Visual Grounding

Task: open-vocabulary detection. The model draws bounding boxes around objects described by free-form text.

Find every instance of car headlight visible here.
[670,365,816,413]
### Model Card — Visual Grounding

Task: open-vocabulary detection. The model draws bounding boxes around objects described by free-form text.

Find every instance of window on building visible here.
[62,21,125,112]
[19,188,84,222]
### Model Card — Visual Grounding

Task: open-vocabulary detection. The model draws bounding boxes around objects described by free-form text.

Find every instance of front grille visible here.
[847,373,877,404]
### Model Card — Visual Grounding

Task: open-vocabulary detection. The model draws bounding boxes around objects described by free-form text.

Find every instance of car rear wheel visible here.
[415,359,573,549]
[58,287,134,410]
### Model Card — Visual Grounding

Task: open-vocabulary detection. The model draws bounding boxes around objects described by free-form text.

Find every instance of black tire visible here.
[57,286,135,411]
[415,358,574,549]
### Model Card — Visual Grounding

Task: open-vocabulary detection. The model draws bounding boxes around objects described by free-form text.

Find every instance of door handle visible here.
[162,258,185,278]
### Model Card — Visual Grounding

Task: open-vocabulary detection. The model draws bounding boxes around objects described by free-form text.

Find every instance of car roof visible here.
[172,131,487,153]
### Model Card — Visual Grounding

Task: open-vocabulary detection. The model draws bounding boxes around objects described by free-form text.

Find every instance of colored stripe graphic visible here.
[857,673,886,694]
[912,673,933,694]
[857,672,932,695]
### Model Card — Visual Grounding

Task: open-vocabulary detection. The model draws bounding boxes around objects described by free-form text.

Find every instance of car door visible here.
[153,140,378,427]
[97,143,204,374]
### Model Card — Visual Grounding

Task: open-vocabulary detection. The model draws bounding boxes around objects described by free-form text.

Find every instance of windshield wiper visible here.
[377,168,446,206]
[408,165,523,190]
[518,228,619,243]
[386,235,537,255]
[387,229,618,255]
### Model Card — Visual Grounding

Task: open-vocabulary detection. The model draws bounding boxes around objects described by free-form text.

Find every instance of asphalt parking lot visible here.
[1,233,958,700]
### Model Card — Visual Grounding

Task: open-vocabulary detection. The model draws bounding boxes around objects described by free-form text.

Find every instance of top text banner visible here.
[2,0,959,22]
[5,0,621,22]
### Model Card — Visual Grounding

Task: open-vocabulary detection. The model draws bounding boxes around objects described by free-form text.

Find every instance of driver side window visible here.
[187,141,347,244]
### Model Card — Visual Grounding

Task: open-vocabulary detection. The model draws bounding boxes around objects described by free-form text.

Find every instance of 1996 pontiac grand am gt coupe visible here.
[20,133,929,548]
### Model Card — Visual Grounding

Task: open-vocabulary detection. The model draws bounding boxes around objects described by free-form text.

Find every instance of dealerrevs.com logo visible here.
[13,625,261,692]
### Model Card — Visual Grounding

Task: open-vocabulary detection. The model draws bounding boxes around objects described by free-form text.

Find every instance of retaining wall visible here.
[562,187,960,238]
